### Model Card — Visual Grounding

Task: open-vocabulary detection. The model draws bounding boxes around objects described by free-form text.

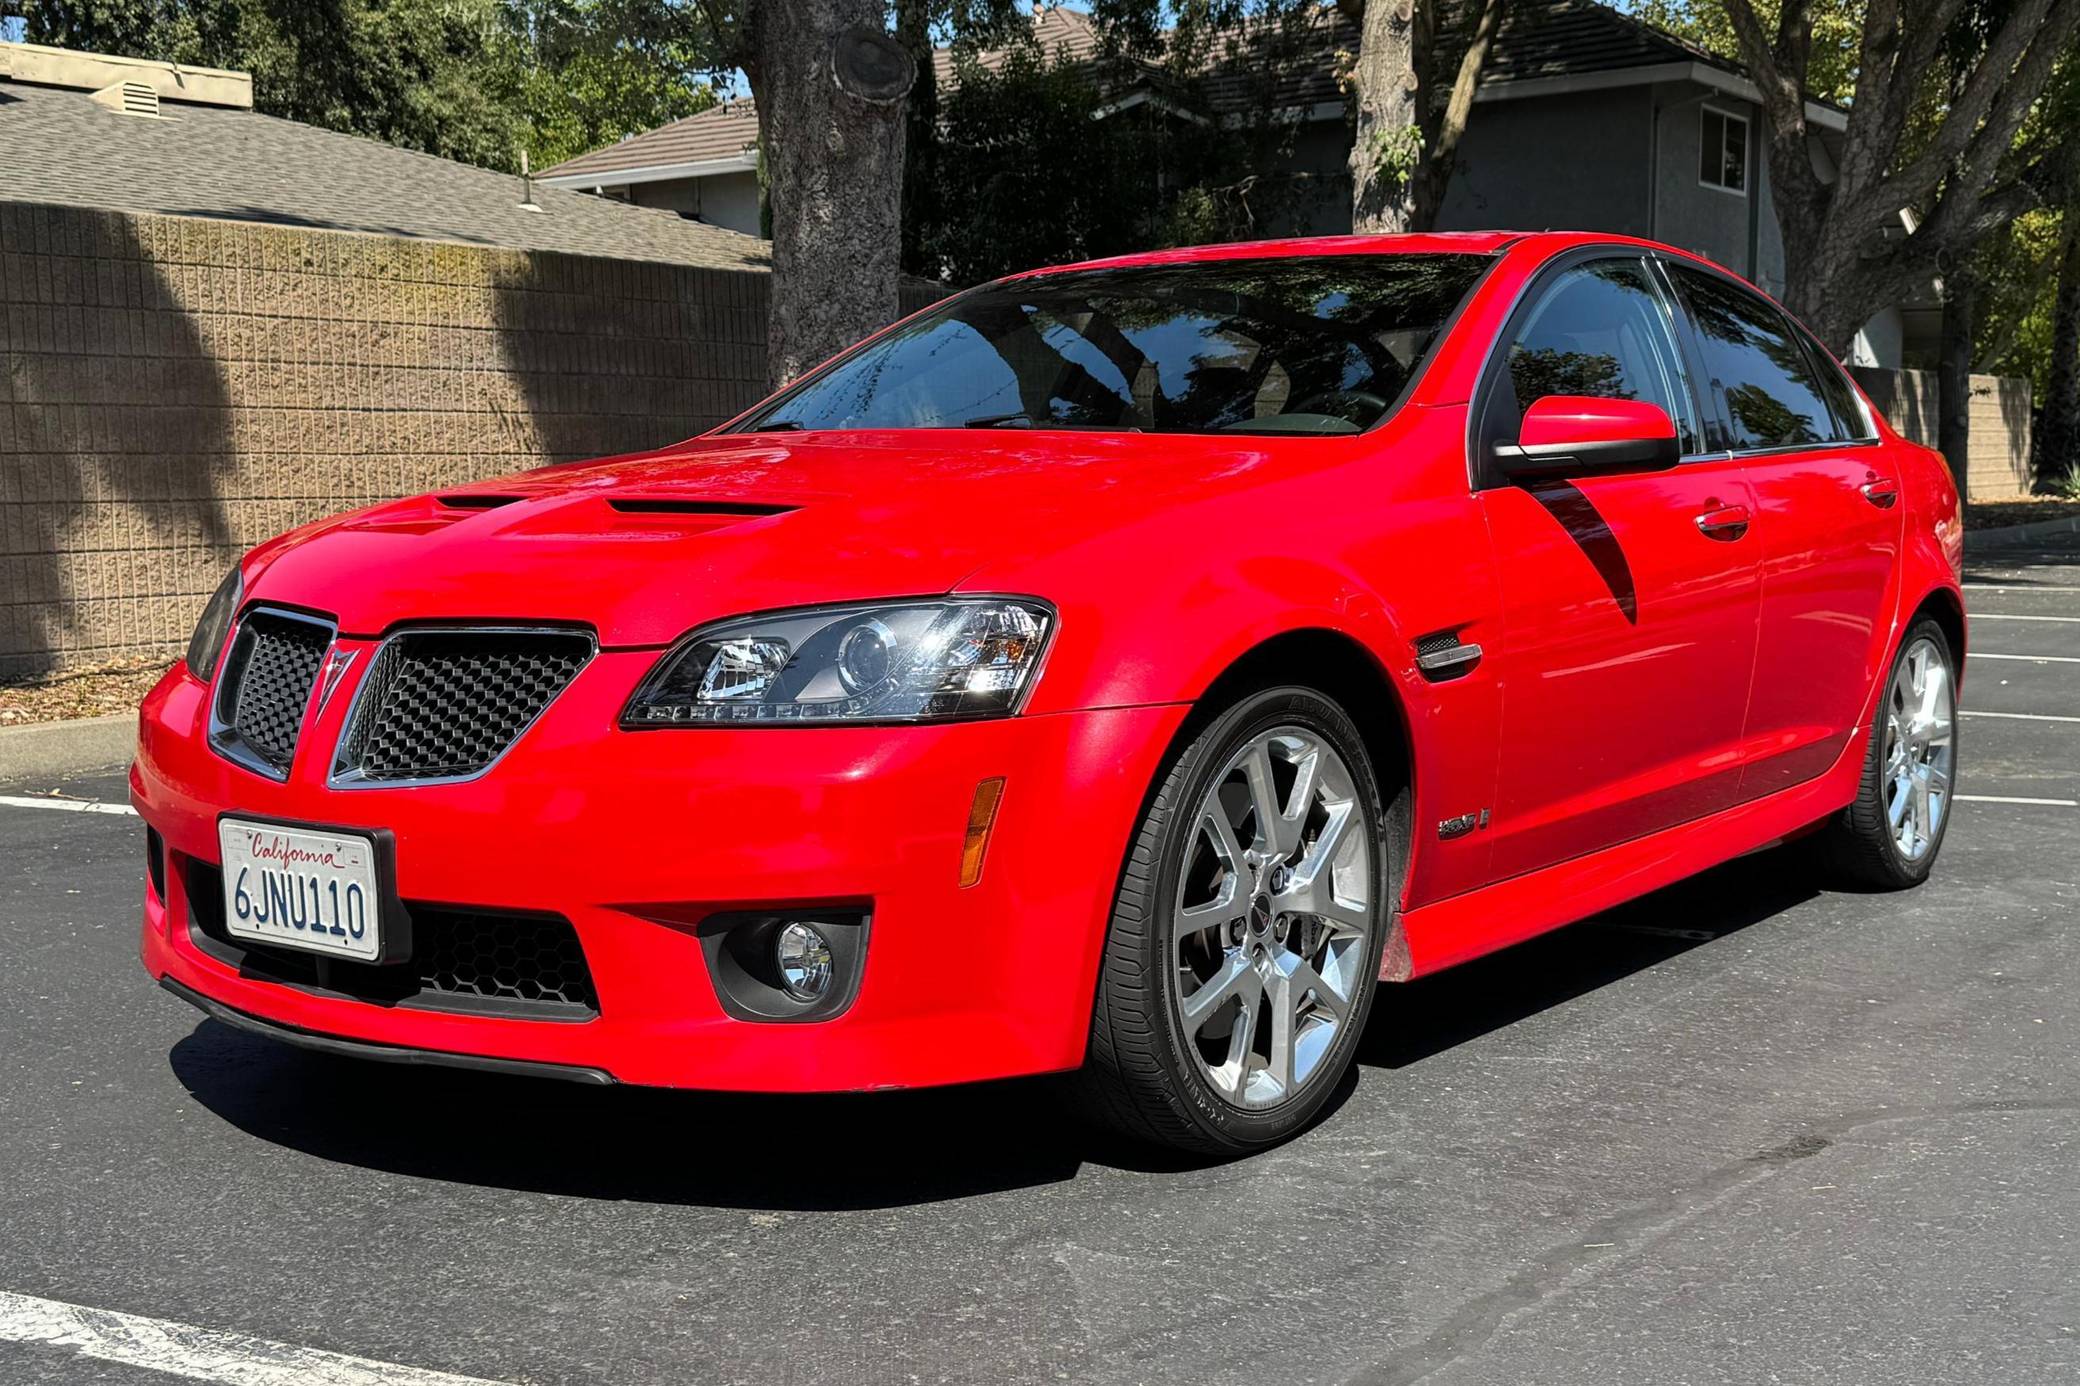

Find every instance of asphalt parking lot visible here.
[3,535,2077,1386]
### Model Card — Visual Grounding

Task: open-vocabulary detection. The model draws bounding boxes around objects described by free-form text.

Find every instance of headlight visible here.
[185,565,243,682]
[622,599,1053,726]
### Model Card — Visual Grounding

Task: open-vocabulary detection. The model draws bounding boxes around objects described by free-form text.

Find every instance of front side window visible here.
[1503,258,1702,454]
[1700,107,1749,193]
[734,254,1494,437]
[1668,265,1834,450]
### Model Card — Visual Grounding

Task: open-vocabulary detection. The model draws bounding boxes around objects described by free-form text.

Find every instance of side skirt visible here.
[1396,749,1860,978]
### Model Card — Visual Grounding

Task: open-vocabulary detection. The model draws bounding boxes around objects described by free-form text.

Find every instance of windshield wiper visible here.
[962,413,1140,432]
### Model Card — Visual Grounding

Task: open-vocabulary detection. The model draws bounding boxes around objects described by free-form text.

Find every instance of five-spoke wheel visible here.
[1078,686,1400,1153]
[1821,617,1959,888]
[1172,728,1371,1109]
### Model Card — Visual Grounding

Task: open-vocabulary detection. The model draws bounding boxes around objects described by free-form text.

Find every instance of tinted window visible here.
[1668,266,1833,450]
[1504,258,1701,453]
[736,254,1493,436]
[1802,334,1875,440]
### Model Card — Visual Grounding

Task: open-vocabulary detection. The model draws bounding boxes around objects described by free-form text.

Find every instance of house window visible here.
[1700,106,1749,193]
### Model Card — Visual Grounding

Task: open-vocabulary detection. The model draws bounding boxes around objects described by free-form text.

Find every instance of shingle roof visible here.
[0,71,769,270]
[547,0,1757,188]
[543,99,763,183]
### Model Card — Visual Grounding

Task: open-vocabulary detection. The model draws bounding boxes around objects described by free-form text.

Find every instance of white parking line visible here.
[1956,794,2080,807]
[1964,584,2080,593]
[0,795,135,816]
[1968,613,2080,623]
[1962,710,2080,724]
[0,1289,511,1385]
[1969,653,2080,664]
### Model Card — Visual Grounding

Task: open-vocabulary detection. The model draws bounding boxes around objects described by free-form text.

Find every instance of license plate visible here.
[219,818,383,963]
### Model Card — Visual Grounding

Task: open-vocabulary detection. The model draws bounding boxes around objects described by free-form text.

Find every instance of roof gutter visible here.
[1473,60,1848,133]
[537,151,759,191]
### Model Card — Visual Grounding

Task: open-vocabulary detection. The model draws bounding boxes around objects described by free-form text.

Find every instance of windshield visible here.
[734,253,1494,437]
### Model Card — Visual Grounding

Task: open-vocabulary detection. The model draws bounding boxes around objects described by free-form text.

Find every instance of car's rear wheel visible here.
[1818,617,1957,888]
[1077,686,1399,1153]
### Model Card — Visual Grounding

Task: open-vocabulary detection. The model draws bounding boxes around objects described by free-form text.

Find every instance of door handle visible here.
[1860,481,1899,509]
[1694,503,1751,540]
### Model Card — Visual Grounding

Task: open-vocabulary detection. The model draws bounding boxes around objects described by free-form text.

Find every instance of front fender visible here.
[970,407,1505,906]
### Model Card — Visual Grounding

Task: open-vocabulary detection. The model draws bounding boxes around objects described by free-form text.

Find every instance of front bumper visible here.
[134,654,1186,1091]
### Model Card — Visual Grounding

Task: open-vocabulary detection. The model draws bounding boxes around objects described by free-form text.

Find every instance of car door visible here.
[1660,263,1903,798]
[1475,254,1762,881]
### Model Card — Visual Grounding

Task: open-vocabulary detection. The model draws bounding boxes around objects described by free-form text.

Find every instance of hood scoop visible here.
[436,494,524,510]
[607,499,796,518]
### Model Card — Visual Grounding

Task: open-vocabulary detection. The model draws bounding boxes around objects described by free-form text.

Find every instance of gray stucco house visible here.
[541,0,1927,367]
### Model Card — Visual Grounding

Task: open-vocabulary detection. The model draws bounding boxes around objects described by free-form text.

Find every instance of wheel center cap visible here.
[1250,895,1272,933]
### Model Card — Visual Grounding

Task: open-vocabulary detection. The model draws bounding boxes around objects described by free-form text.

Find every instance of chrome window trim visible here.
[206,605,339,783]
[326,624,598,791]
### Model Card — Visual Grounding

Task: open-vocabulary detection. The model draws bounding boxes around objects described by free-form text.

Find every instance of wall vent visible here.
[90,81,162,118]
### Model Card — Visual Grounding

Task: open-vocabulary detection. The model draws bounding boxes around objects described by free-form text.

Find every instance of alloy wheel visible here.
[1883,635,1954,862]
[1170,726,1373,1110]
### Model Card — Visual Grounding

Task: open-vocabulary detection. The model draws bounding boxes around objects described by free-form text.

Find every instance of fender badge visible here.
[1438,809,1491,840]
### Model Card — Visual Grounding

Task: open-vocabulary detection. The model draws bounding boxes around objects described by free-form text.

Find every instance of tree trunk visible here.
[895,0,937,276]
[749,7,914,388]
[1348,0,1425,234]
[1408,0,1502,231]
[1936,269,1977,499]
[2038,221,2080,492]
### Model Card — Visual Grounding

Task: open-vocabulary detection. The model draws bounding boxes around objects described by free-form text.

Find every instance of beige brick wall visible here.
[1,200,781,680]
[1852,366,2035,501]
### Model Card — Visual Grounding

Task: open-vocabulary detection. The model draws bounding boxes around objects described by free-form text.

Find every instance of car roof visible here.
[1005,230,1707,279]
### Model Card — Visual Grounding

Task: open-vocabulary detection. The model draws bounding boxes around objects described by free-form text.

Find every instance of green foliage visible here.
[19,0,720,172]
[1618,0,1863,103]
[911,6,1335,283]
[502,1,717,168]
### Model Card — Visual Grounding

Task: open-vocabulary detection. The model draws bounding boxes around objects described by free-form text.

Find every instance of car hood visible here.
[245,429,1303,647]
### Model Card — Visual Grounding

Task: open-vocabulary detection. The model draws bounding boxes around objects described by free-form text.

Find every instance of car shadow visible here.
[168,844,1822,1210]
[1361,843,1821,1069]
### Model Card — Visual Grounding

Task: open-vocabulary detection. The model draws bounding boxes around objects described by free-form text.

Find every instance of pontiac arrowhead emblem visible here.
[317,648,359,713]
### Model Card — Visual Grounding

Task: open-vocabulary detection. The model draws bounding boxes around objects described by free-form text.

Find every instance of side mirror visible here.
[1497,396,1680,479]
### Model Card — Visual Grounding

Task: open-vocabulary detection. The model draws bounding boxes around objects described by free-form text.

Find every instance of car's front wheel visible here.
[1078,686,1399,1153]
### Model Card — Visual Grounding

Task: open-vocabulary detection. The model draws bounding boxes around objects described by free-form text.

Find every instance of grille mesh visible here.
[340,631,591,782]
[224,613,330,771]
[183,860,598,1018]
[418,910,598,1009]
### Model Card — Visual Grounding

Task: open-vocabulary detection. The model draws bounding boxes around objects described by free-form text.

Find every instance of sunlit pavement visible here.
[3,533,2077,1385]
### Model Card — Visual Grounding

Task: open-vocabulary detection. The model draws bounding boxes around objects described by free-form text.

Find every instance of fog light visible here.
[774,922,835,1001]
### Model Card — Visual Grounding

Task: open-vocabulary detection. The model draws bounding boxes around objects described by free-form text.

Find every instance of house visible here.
[541,0,1930,367]
[0,40,767,272]
[0,40,780,679]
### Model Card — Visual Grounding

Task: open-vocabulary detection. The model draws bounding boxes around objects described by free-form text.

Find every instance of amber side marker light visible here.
[960,777,1007,888]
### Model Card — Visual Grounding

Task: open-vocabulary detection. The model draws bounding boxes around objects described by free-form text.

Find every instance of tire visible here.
[1816,617,1958,889]
[1076,686,1405,1154]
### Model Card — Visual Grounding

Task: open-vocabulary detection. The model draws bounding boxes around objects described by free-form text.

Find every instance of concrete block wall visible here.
[0,200,776,679]
[1853,366,2036,501]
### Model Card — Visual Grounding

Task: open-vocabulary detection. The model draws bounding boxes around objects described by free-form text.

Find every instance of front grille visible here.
[214,611,332,774]
[184,859,598,1019]
[337,630,592,783]
[418,909,598,1009]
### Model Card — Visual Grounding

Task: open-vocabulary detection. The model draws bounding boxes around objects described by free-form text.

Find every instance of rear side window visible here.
[1666,265,1833,450]
[1504,258,1702,454]
[1802,334,1876,441]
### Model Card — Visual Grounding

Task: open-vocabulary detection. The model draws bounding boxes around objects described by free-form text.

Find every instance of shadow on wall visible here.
[487,248,776,466]
[1,204,235,682]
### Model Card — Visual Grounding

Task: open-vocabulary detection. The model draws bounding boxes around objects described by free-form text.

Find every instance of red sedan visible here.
[133,232,1963,1153]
